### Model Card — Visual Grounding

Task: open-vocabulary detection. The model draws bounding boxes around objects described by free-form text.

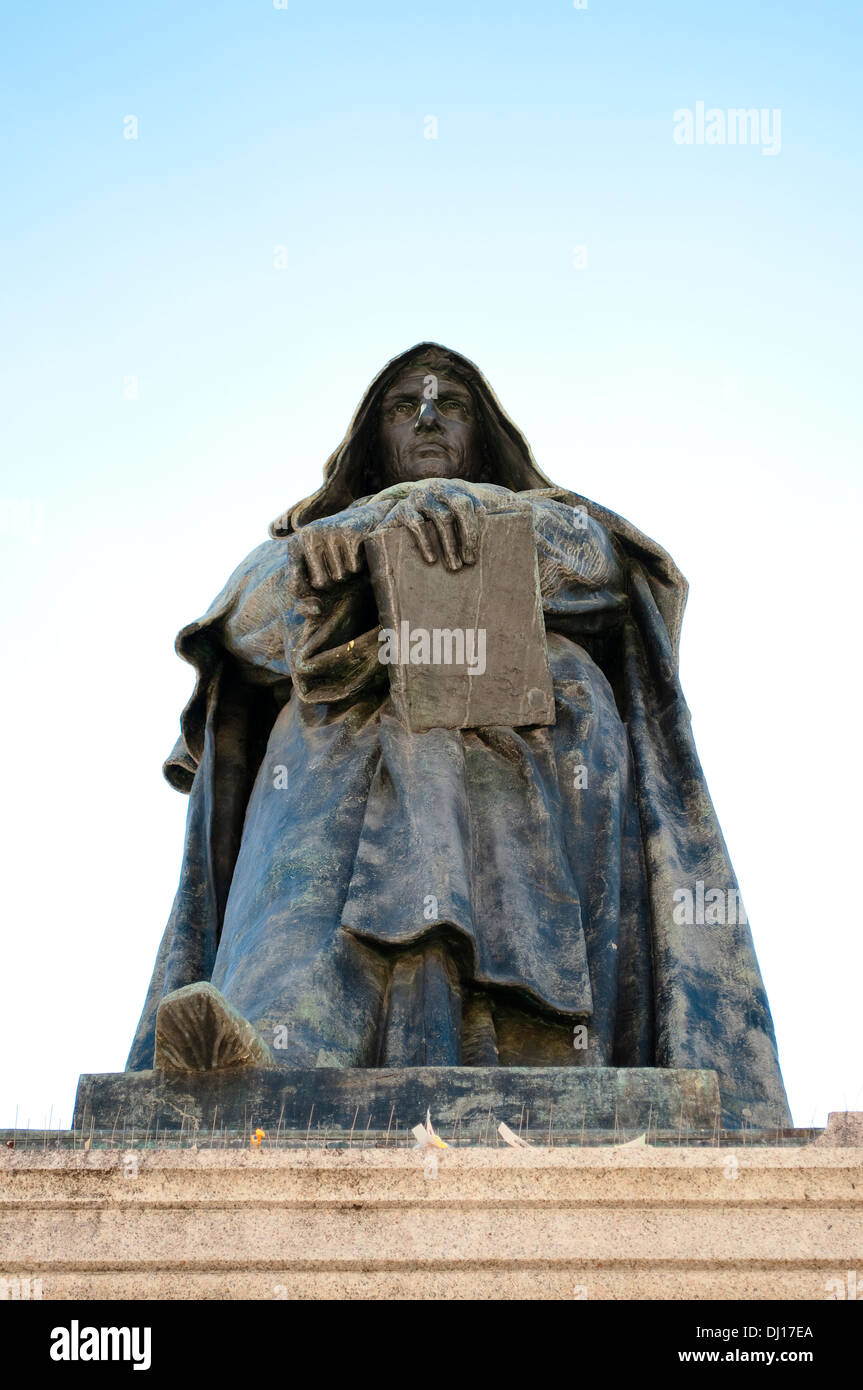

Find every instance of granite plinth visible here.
[3,1140,862,1300]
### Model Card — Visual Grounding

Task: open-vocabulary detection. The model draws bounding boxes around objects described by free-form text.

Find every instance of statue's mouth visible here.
[413,442,451,458]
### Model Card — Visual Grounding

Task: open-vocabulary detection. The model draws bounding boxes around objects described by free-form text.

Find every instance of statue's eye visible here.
[392,400,415,415]
[440,398,467,415]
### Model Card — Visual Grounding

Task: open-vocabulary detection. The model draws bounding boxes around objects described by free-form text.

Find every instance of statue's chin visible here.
[412,462,458,479]
[396,457,468,481]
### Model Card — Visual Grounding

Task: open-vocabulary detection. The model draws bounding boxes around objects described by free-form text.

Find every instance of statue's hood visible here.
[268,341,689,657]
[269,342,554,537]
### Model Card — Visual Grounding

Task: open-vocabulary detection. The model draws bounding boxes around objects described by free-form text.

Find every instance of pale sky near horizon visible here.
[1,1,861,1130]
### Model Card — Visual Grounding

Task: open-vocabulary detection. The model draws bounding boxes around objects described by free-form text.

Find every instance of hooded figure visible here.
[126,343,791,1129]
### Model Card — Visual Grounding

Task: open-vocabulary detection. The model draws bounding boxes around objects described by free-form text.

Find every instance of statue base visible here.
[5,1130,860,1300]
[73,1066,723,1137]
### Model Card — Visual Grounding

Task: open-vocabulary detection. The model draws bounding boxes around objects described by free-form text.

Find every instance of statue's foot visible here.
[154,983,274,1071]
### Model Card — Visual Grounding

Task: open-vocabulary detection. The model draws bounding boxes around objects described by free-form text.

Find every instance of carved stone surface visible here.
[6,1144,861,1302]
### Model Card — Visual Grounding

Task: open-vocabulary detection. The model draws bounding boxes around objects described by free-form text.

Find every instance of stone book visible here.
[364,507,555,732]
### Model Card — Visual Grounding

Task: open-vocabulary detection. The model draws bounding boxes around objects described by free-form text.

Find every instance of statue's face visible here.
[378,369,483,484]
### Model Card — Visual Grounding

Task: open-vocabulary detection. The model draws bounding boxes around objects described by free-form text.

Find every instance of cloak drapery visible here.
[127,344,791,1129]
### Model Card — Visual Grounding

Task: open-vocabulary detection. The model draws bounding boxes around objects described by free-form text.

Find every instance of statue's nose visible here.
[414,399,441,431]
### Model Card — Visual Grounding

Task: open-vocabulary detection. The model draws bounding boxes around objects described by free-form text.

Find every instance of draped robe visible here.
[127,482,791,1129]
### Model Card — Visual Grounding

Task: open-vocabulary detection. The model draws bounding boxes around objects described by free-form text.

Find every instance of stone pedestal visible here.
[2,1139,862,1300]
[73,1066,722,1138]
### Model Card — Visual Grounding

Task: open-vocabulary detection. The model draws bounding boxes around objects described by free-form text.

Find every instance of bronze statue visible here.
[126,343,790,1130]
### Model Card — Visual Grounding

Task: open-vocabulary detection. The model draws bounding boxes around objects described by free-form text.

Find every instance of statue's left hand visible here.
[374,478,488,570]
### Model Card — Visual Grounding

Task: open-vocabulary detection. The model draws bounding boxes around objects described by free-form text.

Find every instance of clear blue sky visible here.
[1,1,861,1129]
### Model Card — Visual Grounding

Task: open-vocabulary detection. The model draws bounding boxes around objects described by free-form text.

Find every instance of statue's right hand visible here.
[298,504,383,589]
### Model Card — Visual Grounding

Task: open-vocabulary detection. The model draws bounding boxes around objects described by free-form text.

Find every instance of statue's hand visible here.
[375,478,486,570]
[298,503,385,589]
